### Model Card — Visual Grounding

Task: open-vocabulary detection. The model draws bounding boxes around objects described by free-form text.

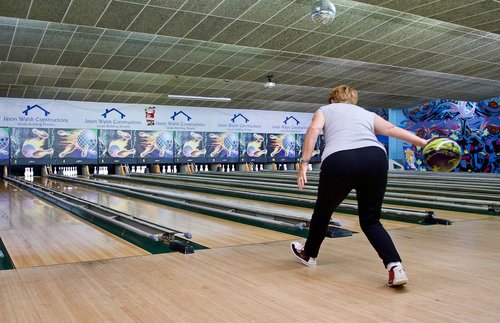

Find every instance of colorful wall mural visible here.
[396,97,499,173]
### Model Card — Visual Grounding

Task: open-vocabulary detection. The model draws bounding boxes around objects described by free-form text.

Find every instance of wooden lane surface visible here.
[159,180,488,223]
[0,180,148,268]
[99,177,420,232]
[101,176,487,230]
[41,179,298,248]
[0,216,498,322]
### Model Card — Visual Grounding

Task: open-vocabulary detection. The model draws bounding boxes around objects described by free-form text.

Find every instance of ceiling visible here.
[0,0,499,112]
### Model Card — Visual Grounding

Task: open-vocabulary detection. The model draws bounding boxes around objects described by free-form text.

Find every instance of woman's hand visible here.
[297,163,308,190]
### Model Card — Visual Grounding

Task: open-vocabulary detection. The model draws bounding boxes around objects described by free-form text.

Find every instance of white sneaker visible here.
[290,242,317,266]
[388,265,408,287]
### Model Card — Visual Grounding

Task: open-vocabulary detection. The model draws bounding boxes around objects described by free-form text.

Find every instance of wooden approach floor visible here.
[0,181,148,268]
[1,214,498,322]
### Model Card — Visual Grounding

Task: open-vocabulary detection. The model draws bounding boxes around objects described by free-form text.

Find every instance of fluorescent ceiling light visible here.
[168,94,231,102]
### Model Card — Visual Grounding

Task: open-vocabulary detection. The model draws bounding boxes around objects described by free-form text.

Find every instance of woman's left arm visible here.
[297,111,325,189]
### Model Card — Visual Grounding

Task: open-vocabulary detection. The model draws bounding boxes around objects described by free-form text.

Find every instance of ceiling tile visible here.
[2,0,31,18]
[124,58,156,72]
[145,60,172,74]
[8,46,36,62]
[165,62,197,75]
[115,39,151,57]
[28,0,71,22]
[36,76,57,86]
[239,0,291,22]
[33,49,63,65]
[185,16,234,41]
[39,29,73,49]
[137,42,169,60]
[103,55,132,70]
[24,87,43,98]
[12,27,44,47]
[211,0,258,18]
[60,66,83,78]
[157,11,206,38]
[236,25,285,47]
[57,50,87,67]
[181,0,223,14]
[324,39,371,58]
[128,6,176,34]
[40,65,65,77]
[336,12,391,38]
[63,0,109,26]
[90,36,126,55]
[148,0,186,10]
[211,20,260,44]
[89,80,110,89]
[0,73,18,84]
[54,78,75,88]
[96,1,144,30]
[105,82,128,91]
[80,53,111,68]
[261,28,309,50]
[66,33,101,52]
[0,25,15,45]
[265,2,310,27]
[342,42,389,61]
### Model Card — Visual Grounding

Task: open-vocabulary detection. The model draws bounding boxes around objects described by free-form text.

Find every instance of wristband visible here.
[300,158,310,164]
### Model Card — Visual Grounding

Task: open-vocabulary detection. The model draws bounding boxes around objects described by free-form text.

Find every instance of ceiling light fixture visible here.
[167,94,231,102]
[311,0,336,25]
[264,74,276,88]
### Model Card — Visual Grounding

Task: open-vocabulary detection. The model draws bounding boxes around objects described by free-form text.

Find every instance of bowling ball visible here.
[423,138,462,172]
[247,145,257,157]
[157,131,173,151]
[283,134,296,150]
[223,133,238,150]
[77,130,97,150]
[108,144,121,157]
[22,143,36,158]
[0,128,9,151]
[182,145,194,157]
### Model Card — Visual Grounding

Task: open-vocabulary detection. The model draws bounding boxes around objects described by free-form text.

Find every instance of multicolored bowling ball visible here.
[156,131,173,151]
[108,144,121,157]
[182,145,194,157]
[0,128,9,152]
[223,133,238,150]
[423,138,462,172]
[77,130,97,150]
[22,143,36,158]
[283,134,296,150]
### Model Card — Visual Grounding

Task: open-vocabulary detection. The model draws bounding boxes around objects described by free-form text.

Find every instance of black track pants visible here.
[304,146,402,267]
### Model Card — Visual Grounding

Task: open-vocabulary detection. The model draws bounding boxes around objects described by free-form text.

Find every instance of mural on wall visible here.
[174,131,208,163]
[98,129,137,164]
[399,98,499,173]
[136,130,174,164]
[296,134,323,163]
[0,128,9,165]
[240,133,268,163]
[206,132,239,163]
[371,108,389,153]
[54,128,98,164]
[10,128,54,165]
[267,133,296,162]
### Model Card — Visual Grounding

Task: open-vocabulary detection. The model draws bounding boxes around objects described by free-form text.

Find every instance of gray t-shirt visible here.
[319,103,385,161]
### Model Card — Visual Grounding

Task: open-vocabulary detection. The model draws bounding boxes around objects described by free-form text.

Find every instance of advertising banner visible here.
[0,98,313,134]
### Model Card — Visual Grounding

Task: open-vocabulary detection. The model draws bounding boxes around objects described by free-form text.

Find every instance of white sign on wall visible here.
[0,98,313,134]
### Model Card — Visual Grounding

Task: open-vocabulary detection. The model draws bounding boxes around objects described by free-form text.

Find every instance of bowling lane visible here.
[39,178,299,248]
[91,177,416,232]
[0,180,148,268]
[100,175,488,224]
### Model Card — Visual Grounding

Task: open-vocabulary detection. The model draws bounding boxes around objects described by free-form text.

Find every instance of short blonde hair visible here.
[329,85,358,104]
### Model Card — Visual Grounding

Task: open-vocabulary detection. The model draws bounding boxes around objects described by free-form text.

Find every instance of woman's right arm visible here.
[374,115,428,147]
